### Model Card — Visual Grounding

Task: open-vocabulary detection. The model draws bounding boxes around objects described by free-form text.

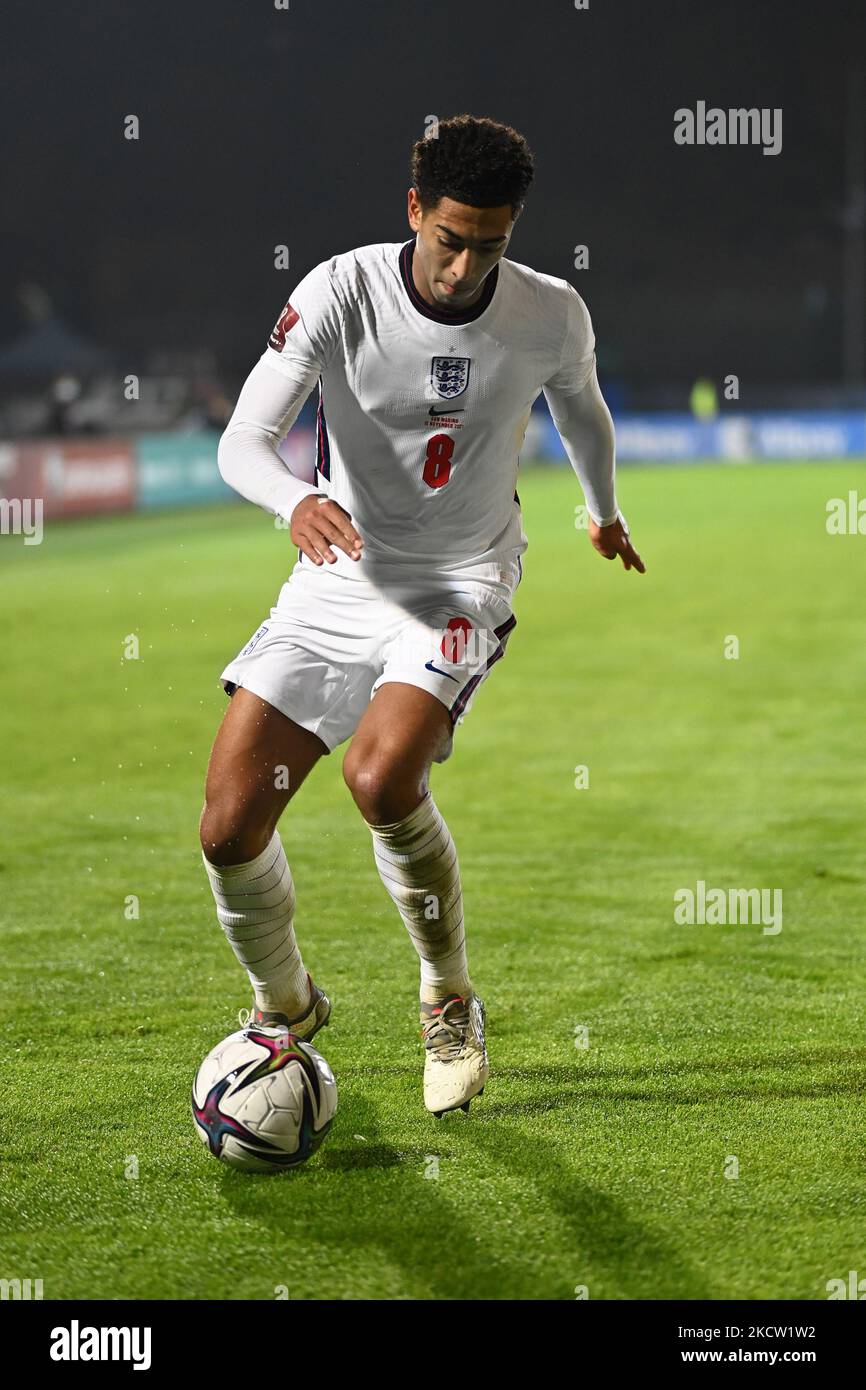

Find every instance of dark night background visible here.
[2,0,864,401]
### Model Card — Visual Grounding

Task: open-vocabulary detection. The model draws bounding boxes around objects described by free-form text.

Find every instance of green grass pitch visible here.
[1,461,864,1301]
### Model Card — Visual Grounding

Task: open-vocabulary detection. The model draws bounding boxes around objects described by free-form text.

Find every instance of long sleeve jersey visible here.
[218,237,620,566]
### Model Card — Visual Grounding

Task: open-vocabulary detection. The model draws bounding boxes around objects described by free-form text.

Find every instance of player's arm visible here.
[217,263,363,564]
[543,287,645,575]
[217,357,362,563]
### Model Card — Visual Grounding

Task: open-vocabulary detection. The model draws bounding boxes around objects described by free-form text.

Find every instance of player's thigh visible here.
[202,688,327,860]
[342,681,453,823]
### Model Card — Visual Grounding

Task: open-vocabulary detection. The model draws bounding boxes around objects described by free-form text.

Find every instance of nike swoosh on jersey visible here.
[427,404,465,415]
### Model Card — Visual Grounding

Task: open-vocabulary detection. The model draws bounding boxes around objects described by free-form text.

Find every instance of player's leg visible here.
[341,680,474,996]
[200,687,329,1029]
[343,588,517,1006]
[343,680,487,1113]
[200,686,325,863]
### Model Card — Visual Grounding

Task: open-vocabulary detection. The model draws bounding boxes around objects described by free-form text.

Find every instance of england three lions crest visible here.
[431,356,471,400]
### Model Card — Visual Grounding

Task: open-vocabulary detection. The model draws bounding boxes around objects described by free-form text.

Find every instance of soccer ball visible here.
[191,1027,337,1172]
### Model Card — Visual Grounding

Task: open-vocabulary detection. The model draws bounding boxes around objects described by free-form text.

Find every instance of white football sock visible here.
[367,792,472,1004]
[202,832,310,1018]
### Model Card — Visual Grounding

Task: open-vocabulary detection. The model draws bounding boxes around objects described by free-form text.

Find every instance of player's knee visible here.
[431,733,454,765]
[342,752,420,824]
[199,799,272,866]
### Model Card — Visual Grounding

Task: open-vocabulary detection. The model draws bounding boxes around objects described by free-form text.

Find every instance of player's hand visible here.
[589,516,646,573]
[291,495,364,565]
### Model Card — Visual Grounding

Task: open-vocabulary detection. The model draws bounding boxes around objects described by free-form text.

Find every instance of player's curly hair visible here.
[410,115,534,216]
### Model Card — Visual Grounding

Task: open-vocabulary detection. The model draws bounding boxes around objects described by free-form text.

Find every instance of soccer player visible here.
[200,115,644,1117]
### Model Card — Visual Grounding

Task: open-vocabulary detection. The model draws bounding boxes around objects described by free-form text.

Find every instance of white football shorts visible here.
[219,550,522,752]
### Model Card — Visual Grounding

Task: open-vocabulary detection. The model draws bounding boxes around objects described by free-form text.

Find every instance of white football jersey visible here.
[219,238,619,566]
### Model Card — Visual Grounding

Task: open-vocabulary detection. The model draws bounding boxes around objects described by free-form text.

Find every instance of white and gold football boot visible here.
[420,992,488,1116]
[238,972,331,1043]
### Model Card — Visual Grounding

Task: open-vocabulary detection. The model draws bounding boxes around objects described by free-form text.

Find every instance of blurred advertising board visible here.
[135,432,233,508]
[0,439,135,517]
[536,410,866,462]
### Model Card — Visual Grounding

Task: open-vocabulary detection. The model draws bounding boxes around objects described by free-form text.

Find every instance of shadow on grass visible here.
[482,1050,866,1107]
[218,1087,709,1300]
[213,1043,866,1297]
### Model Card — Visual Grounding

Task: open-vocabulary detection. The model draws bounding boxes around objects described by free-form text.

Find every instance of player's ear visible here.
[407,187,422,229]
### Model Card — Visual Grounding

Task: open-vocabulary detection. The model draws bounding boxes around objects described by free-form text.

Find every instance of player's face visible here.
[408,191,516,310]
